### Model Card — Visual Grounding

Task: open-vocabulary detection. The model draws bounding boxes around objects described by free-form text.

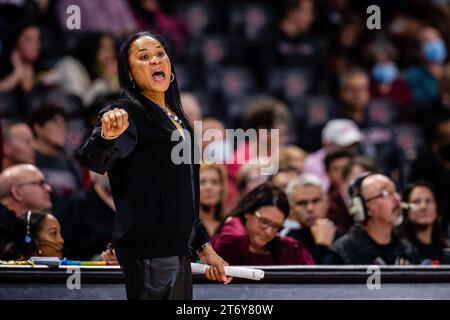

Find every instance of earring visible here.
[170,73,175,83]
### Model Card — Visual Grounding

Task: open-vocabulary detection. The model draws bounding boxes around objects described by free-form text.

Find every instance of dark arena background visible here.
[1,0,450,304]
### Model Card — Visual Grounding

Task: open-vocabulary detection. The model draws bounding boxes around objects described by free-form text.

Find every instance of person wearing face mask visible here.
[365,41,413,119]
[405,26,448,107]
[410,114,450,235]
[2,211,64,260]
[399,181,447,264]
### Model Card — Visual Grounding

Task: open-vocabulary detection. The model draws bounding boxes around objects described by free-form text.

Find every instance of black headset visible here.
[348,172,373,223]
[24,210,32,244]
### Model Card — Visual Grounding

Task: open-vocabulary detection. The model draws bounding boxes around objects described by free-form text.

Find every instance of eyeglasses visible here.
[16,179,49,188]
[295,197,323,208]
[254,211,284,233]
[365,189,398,203]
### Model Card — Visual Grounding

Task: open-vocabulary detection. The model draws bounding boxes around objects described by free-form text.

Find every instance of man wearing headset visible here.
[0,164,52,258]
[323,173,413,265]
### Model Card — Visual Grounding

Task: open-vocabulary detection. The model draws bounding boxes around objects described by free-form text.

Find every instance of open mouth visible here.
[152,70,166,81]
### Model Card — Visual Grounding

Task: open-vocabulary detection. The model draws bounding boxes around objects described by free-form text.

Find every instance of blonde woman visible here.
[200,163,228,237]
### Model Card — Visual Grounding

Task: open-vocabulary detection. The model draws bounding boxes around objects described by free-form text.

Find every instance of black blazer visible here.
[79,96,208,261]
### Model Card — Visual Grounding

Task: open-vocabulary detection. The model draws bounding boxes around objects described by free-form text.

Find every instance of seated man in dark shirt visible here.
[286,173,337,264]
[323,173,413,265]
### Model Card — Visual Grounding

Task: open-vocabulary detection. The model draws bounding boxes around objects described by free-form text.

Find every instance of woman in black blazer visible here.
[79,31,231,300]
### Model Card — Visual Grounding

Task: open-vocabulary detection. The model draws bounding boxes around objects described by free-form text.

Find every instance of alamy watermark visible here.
[66,5,81,30]
[66,267,81,290]
[366,265,381,290]
[170,121,279,175]
[366,5,381,30]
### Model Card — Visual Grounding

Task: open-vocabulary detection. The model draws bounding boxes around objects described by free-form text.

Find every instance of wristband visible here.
[196,242,212,255]
[101,129,119,140]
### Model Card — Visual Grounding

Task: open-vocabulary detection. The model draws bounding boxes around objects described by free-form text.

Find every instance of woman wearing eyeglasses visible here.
[211,183,314,265]
[399,181,448,264]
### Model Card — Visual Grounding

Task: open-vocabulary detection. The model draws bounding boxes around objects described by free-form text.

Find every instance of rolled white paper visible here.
[191,263,264,281]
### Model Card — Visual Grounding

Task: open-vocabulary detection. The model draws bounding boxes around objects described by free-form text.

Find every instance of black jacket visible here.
[287,228,330,264]
[323,225,414,265]
[79,96,208,261]
[59,187,115,260]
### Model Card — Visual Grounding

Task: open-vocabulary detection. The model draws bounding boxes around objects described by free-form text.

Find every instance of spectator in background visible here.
[304,119,362,192]
[27,103,84,217]
[201,117,233,164]
[57,0,138,38]
[51,32,120,106]
[337,67,402,178]
[337,67,371,127]
[0,22,43,119]
[439,64,450,111]
[212,183,314,265]
[410,113,450,234]
[328,155,377,234]
[2,211,64,260]
[325,14,364,93]
[365,40,413,119]
[0,22,40,93]
[235,161,270,205]
[270,165,299,192]
[405,26,448,108]
[400,181,447,264]
[286,174,336,264]
[271,164,301,237]
[324,173,413,265]
[2,122,35,169]
[58,172,115,261]
[324,149,353,195]
[226,96,291,209]
[181,92,202,123]
[199,164,228,237]
[129,0,189,58]
[386,13,424,68]
[272,0,324,91]
[279,145,307,174]
[0,164,52,256]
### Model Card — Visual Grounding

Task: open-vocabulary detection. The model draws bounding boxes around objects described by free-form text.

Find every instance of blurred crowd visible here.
[1,0,450,265]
